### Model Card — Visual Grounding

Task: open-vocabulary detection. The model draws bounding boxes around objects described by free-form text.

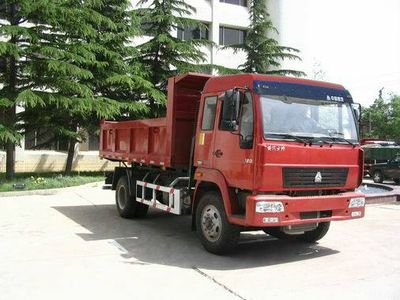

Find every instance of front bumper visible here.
[232,191,365,227]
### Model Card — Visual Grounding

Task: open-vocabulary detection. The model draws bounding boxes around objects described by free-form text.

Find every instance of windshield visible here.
[261,96,359,143]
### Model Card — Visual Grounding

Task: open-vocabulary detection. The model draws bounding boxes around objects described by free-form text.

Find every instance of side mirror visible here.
[220,89,241,131]
[352,103,361,122]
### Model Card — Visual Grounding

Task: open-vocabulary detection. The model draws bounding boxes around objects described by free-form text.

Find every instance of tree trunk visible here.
[5,3,18,180]
[5,141,15,180]
[64,138,76,176]
[5,103,16,180]
[149,46,161,117]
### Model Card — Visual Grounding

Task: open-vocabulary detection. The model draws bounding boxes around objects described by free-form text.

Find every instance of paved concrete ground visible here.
[0,185,399,300]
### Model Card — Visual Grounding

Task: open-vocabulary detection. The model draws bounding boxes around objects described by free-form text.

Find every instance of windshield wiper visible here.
[314,138,333,146]
[267,133,311,145]
[328,130,344,136]
[324,136,356,147]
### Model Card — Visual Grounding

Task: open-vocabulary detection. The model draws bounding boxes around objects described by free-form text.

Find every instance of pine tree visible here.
[136,0,212,116]
[230,0,305,76]
[56,0,164,174]
[0,0,159,177]
[84,0,164,116]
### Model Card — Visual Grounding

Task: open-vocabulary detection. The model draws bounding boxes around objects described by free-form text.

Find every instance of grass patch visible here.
[0,172,106,192]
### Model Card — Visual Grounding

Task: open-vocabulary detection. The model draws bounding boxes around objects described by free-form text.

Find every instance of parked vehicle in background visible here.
[362,144,400,176]
[100,73,366,254]
[370,157,400,183]
[361,139,397,146]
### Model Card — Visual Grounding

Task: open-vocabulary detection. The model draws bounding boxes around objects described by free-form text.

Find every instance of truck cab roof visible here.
[204,73,343,91]
[203,73,352,102]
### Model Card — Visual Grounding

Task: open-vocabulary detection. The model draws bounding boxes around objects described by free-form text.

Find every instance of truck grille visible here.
[283,167,348,188]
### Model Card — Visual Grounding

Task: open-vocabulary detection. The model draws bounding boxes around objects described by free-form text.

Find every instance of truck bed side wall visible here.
[99,73,212,169]
[100,118,170,166]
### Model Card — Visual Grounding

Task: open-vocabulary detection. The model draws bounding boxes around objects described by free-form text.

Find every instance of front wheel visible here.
[393,178,400,184]
[373,170,384,183]
[263,227,293,240]
[264,222,330,243]
[295,222,330,243]
[196,191,240,255]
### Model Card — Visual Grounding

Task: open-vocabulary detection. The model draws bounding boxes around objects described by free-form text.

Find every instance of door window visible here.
[201,96,218,130]
[239,92,254,149]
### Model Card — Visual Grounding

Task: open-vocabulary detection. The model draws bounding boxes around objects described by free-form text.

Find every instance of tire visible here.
[372,170,383,183]
[393,178,400,184]
[196,191,240,255]
[295,222,330,243]
[116,176,148,219]
[263,227,293,240]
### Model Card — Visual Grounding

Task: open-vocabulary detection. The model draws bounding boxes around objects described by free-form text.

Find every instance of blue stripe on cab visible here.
[254,80,353,102]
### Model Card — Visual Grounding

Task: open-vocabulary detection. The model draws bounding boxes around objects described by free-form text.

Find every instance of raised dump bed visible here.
[99,73,212,169]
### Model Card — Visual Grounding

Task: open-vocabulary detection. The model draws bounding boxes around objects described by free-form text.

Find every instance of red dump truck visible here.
[100,73,365,254]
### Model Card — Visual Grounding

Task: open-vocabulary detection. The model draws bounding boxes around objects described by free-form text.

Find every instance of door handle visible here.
[213,149,223,158]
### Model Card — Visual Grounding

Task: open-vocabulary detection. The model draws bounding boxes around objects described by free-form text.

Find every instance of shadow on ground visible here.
[54,204,339,270]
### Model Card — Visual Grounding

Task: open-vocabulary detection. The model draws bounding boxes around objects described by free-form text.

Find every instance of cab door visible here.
[212,91,255,190]
[194,95,218,168]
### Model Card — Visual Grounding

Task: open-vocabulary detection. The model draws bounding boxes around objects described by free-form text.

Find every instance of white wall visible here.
[0,150,118,173]
[184,0,212,23]
[210,0,249,70]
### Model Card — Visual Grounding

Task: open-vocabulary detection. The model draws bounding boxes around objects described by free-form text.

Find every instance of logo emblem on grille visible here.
[315,171,322,183]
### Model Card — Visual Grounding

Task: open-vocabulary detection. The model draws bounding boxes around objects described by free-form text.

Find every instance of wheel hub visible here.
[118,186,127,209]
[201,205,222,242]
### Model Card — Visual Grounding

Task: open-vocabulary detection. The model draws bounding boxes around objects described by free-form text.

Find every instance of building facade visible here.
[132,0,281,71]
[178,0,279,68]
[181,0,250,70]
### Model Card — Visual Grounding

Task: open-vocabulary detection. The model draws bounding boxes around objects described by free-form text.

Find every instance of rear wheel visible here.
[373,170,383,183]
[393,178,400,184]
[116,176,148,218]
[196,191,240,255]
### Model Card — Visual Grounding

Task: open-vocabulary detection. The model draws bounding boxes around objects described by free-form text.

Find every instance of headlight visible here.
[349,197,365,208]
[255,201,284,213]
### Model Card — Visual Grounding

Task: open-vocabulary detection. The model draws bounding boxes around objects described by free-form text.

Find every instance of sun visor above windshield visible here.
[254,80,353,103]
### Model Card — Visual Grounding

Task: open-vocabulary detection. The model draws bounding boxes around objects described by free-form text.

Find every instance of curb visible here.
[362,181,400,205]
[366,193,399,205]
[0,181,105,198]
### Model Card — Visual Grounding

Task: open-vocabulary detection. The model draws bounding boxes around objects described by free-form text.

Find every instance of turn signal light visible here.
[349,197,365,208]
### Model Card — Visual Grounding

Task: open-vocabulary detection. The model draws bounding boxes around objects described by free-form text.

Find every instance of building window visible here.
[220,0,247,7]
[177,24,209,41]
[201,96,218,130]
[219,26,246,45]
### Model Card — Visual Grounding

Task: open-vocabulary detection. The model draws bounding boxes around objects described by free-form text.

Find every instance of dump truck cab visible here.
[193,74,365,239]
